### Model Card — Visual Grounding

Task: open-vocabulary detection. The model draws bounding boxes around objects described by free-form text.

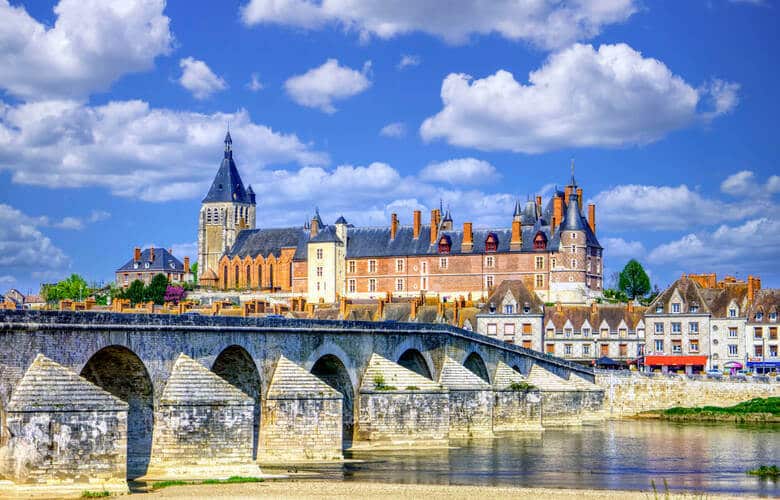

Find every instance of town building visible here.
[199,133,604,304]
[541,302,646,367]
[474,280,545,350]
[1,289,45,310]
[745,288,780,374]
[115,247,192,288]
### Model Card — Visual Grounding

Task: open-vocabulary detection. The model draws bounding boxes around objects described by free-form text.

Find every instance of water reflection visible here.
[337,421,779,497]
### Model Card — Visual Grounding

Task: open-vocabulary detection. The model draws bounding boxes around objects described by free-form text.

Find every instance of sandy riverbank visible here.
[129,479,761,499]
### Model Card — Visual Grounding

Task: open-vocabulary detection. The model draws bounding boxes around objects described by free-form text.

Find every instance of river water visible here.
[332,421,780,497]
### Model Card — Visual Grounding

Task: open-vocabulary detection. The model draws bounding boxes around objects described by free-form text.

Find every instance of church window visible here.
[246,265,251,286]
[268,265,274,288]
[257,266,263,286]
[485,233,498,252]
[223,266,228,287]
[234,266,239,287]
[368,279,377,292]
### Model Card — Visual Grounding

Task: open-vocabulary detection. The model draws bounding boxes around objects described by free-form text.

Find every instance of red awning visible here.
[643,355,708,366]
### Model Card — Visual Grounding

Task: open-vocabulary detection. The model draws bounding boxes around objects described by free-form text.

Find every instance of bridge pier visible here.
[438,357,494,438]
[492,361,543,432]
[527,365,604,426]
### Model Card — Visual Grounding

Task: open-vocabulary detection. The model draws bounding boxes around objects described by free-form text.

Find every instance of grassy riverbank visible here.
[641,397,780,423]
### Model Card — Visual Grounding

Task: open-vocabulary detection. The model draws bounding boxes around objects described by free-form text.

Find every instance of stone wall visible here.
[540,390,604,426]
[597,373,780,417]
[356,391,450,446]
[493,390,542,431]
[447,390,494,438]
[260,397,342,461]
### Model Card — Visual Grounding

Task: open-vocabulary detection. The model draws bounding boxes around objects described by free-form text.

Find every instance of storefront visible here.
[642,355,708,374]
[722,360,743,375]
[746,359,780,374]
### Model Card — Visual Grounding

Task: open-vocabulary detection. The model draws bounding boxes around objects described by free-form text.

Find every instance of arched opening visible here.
[212,346,262,460]
[80,346,154,480]
[268,264,274,290]
[257,265,263,288]
[311,355,353,449]
[512,364,522,374]
[464,352,490,384]
[234,265,240,287]
[245,265,251,286]
[397,349,432,379]
[222,265,228,289]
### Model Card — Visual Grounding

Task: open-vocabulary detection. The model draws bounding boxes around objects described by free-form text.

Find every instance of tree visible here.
[145,274,169,305]
[125,280,146,304]
[190,262,198,283]
[618,259,651,299]
[42,274,90,303]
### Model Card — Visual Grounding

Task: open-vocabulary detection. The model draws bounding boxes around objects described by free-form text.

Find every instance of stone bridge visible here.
[0,310,603,493]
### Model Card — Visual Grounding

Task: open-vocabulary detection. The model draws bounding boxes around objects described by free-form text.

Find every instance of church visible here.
[198,132,604,304]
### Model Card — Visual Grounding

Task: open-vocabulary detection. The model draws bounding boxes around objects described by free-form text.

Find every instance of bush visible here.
[509,381,536,392]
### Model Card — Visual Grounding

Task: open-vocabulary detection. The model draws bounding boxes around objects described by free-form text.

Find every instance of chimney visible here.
[413,210,421,239]
[435,208,442,228]
[134,247,141,261]
[391,213,399,240]
[149,246,155,262]
[748,275,761,304]
[556,302,562,313]
[535,195,542,215]
[183,257,190,272]
[552,196,563,232]
[339,295,348,318]
[576,187,583,211]
[510,219,522,250]
[564,186,572,205]
[462,222,473,252]
[376,299,385,321]
[430,209,439,245]
[591,301,598,315]
[168,248,173,255]
[587,204,596,233]
[410,300,418,321]
[627,301,634,314]
[310,217,319,238]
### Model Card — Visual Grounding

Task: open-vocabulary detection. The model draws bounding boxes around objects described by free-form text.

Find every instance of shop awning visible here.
[747,360,780,368]
[723,361,743,369]
[643,355,708,366]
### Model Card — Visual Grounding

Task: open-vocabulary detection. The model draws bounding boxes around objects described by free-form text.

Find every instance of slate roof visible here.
[227,228,308,259]
[647,277,710,314]
[561,193,586,231]
[310,225,342,243]
[116,247,184,273]
[544,303,646,332]
[203,133,253,204]
[480,280,544,315]
[745,288,780,323]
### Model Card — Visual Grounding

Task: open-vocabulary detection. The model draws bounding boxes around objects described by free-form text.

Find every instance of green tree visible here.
[190,262,198,283]
[125,280,146,305]
[145,273,169,305]
[618,259,651,299]
[42,274,90,303]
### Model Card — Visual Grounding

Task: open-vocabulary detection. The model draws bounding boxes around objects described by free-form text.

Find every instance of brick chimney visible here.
[552,196,563,232]
[413,210,421,239]
[627,301,634,314]
[556,302,563,313]
[134,247,141,261]
[391,213,399,240]
[149,246,155,262]
[587,204,596,233]
[510,219,522,250]
[748,275,761,304]
[576,187,583,211]
[410,300,418,320]
[591,301,598,315]
[535,195,542,215]
[376,298,385,321]
[564,186,572,205]
[462,222,473,252]
[183,256,190,272]
[310,216,319,238]
[430,209,439,245]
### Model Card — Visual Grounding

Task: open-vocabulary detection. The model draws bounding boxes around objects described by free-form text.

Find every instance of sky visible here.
[0,0,778,295]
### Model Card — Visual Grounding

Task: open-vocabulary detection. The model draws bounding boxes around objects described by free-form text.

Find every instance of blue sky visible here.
[0,0,778,295]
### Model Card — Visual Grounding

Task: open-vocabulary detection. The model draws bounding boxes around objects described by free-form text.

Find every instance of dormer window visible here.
[656,305,663,313]
[144,262,150,269]
[133,263,139,269]
[690,302,699,313]
[438,234,452,254]
[729,308,737,318]
[489,302,496,314]
[770,312,777,322]
[533,231,547,250]
[756,312,764,321]
[504,304,514,314]
[485,232,498,253]
[672,303,680,313]
[523,303,531,314]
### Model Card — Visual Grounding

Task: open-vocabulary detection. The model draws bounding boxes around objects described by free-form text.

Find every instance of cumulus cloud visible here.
[398,54,421,70]
[284,59,372,113]
[0,99,328,201]
[379,122,406,138]
[0,0,172,100]
[178,57,227,99]
[601,237,645,259]
[240,0,638,49]
[720,170,780,197]
[0,204,70,284]
[419,158,499,186]
[246,73,264,91]
[421,43,739,153]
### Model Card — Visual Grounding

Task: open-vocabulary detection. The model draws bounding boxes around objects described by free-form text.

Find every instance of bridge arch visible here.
[397,349,433,379]
[211,345,262,460]
[80,345,153,480]
[463,351,491,384]
[310,353,354,449]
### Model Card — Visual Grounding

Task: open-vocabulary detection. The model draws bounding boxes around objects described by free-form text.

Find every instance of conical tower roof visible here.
[202,132,253,204]
[561,193,586,231]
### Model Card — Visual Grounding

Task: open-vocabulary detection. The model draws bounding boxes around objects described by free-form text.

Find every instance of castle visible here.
[198,132,604,304]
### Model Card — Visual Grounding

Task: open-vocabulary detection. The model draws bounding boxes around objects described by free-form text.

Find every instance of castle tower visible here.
[197,131,256,283]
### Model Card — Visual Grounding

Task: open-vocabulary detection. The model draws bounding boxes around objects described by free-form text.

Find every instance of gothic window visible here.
[234,266,239,287]
[438,234,452,254]
[257,265,263,287]
[223,265,228,287]
[246,265,251,286]
[533,231,547,250]
[268,265,274,288]
[485,232,498,253]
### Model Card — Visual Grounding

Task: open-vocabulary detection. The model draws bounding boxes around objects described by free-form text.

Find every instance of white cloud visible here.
[602,237,645,259]
[0,99,328,202]
[592,182,764,231]
[178,57,227,100]
[379,122,406,138]
[0,0,172,100]
[171,242,198,262]
[240,0,638,49]
[0,275,15,285]
[0,204,70,285]
[284,59,372,113]
[648,218,780,279]
[720,170,780,197]
[419,158,499,186]
[421,43,738,153]
[398,54,421,70]
[246,73,264,91]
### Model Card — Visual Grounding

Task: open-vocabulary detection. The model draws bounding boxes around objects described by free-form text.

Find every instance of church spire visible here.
[569,158,576,187]
[224,129,233,157]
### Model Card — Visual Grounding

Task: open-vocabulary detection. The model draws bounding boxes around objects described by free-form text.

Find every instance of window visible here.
[600,328,609,337]
[756,312,764,321]
[571,245,576,253]
[583,344,590,355]
[671,322,681,334]
[672,303,680,313]
[396,259,404,273]
[728,327,737,337]
[486,275,494,288]
[656,305,663,313]
[533,232,547,250]
[348,279,356,293]
[770,327,778,340]
[571,258,576,268]
[368,260,377,273]
[487,324,497,336]
[348,260,356,273]
[133,262,139,269]
[395,278,404,292]
[672,340,682,353]
[316,248,323,259]
[535,274,544,288]
[123,275,128,285]
[690,305,699,313]
[729,308,737,318]
[600,344,609,356]
[618,328,627,337]
[421,261,428,274]
[546,328,554,337]
[144,262,150,269]
[619,344,628,357]
[316,282,320,291]
[754,327,763,339]
[654,340,664,352]
[486,256,495,268]
[583,328,591,337]
[504,304,514,314]
[564,328,573,337]
[771,312,777,322]
[316,266,323,277]
[689,340,699,352]
[522,323,532,335]
[504,324,515,336]
[546,344,555,354]
[689,322,699,334]
[770,345,778,358]
[368,279,377,292]
[564,344,572,356]
[439,257,448,269]
[522,340,533,349]
[485,233,498,252]
[728,344,738,356]
[551,257,556,268]
[438,235,452,254]
[755,345,763,357]
[535,256,544,270]
[421,277,428,290]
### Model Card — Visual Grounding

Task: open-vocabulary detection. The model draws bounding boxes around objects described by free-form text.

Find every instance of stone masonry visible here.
[492,361,542,431]
[438,356,494,438]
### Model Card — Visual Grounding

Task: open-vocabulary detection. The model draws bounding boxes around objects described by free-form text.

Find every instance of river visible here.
[321,421,779,497]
